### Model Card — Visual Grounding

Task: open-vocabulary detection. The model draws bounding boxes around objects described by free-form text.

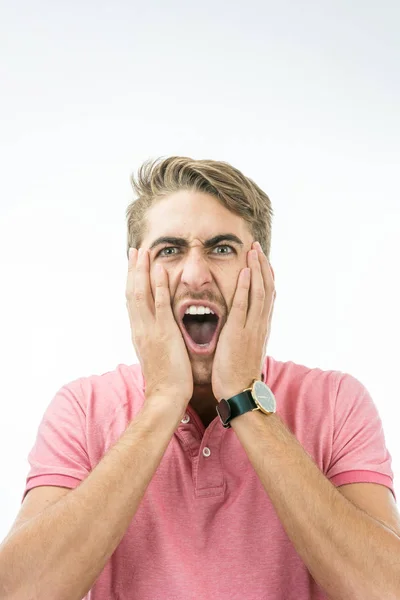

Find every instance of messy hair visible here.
[126,156,273,260]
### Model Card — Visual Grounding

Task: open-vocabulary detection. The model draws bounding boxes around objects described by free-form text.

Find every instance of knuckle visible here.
[154,289,166,306]
[132,334,142,347]
[131,325,144,342]
[154,299,165,310]
[233,299,247,311]
[134,290,146,303]
[255,287,265,301]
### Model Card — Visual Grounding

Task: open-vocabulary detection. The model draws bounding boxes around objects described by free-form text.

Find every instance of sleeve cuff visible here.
[330,469,396,502]
[22,474,82,504]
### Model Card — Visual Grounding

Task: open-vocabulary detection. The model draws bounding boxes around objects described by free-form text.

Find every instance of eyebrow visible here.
[148,233,244,252]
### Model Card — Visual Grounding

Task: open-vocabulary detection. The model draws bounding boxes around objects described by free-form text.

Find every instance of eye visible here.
[157,247,178,257]
[212,244,235,255]
[156,244,236,258]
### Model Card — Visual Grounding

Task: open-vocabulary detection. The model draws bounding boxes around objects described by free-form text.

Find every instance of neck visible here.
[189,384,218,428]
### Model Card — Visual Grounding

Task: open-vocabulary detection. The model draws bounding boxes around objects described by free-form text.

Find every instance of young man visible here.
[1,156,399,600]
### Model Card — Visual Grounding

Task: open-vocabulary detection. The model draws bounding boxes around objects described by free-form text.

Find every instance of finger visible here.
[154,264,175,326]
[229,267,251,330]
[126,248,141,337]
[246,248,265,325]
[125,247,138,302]
[127,248,154,325]
[254,244,275,326]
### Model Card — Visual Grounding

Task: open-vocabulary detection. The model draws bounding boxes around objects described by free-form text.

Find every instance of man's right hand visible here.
[125,247,193,413]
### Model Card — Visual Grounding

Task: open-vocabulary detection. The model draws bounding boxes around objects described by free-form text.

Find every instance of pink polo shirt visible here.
[22,356,396,600]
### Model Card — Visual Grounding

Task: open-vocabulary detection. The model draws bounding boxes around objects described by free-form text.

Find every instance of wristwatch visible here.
[216,378,277,428]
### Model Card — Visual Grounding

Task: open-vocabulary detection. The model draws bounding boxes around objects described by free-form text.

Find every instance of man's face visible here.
[140,190,256,385]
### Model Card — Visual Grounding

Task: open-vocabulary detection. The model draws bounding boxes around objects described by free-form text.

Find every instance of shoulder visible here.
[57,362,146,447]
[73,361,145,419]
[265,356,348,468]
[266,355,338,416]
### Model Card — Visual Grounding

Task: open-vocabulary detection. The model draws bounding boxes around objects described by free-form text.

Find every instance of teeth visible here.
[185,305,215,315]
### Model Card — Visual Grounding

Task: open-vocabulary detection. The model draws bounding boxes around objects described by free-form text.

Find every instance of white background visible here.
[0,0,399,540]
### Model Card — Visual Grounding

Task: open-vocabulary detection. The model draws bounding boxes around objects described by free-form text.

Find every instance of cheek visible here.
[222,270,242,313]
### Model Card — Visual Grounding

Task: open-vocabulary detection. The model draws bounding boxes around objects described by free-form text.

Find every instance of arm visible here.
[231,409,400,600]
[0,242,192,600]
[0,399,182,600]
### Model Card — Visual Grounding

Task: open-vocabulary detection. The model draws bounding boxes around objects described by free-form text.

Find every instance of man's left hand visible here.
[211,241,276,403]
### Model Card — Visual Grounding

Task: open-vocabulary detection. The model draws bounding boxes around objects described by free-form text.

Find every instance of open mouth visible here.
[181,313,220,353]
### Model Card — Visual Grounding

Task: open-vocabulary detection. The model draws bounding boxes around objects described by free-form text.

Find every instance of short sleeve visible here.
[326,372,396,501]
[21,382,91,503]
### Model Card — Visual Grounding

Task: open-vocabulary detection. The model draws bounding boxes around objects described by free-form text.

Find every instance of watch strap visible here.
[216,390,257,428]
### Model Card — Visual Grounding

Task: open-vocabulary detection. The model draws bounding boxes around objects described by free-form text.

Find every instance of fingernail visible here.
[138,248,143,257]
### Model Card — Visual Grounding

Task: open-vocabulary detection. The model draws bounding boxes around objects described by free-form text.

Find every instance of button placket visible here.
[194,421,225,497]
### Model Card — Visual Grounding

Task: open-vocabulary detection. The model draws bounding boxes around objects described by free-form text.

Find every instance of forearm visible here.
[0,400,182,600]
[231,410,400,600]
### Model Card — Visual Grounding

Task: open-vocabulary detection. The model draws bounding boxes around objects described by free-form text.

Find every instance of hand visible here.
[126,248,193,411]
[211,241,276,402]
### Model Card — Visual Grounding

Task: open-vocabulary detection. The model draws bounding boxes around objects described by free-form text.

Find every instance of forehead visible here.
[142,190,251,243]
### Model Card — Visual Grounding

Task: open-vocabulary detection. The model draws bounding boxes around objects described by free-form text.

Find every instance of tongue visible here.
[185,320,217,345]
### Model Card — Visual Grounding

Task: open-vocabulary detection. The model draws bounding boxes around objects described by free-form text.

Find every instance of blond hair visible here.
[126,156,273,260]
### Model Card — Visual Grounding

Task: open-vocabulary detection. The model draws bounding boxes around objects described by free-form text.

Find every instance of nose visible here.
[179,249,213,290]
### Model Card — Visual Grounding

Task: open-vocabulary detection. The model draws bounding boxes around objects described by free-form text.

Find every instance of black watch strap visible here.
[216,390,256,428]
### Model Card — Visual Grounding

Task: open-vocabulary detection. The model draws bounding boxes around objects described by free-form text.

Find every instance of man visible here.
[1,156,399,600]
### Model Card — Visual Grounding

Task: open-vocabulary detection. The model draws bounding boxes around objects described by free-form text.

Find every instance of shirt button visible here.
[181,414,190,424]
[202,447,211,457]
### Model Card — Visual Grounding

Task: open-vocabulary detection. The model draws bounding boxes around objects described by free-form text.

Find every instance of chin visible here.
[191,363,213,386]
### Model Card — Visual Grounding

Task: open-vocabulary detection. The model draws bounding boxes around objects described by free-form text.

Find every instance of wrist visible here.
[143,395,188,425]
[219,380,256,402]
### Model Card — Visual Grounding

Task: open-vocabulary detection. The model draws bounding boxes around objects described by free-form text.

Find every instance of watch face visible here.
[253,380,276,413]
